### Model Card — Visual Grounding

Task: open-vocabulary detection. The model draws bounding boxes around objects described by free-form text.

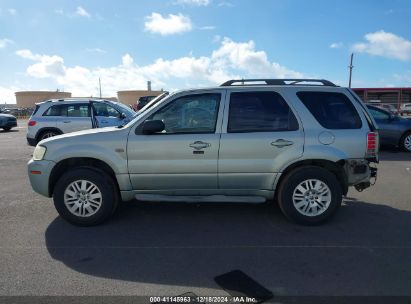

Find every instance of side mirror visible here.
[120,112,126,119]
[142,120,165,134]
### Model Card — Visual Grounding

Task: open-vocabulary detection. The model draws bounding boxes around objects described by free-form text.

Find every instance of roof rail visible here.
[220,79,337,87]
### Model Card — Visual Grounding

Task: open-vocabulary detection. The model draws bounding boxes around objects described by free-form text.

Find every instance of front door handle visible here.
[271,139,294,147]
[63,121,71,123]
[189,141,211,150]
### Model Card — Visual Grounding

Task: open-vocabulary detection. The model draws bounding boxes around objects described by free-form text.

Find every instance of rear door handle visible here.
[271,139,294,147]
[63,121,71,123]
[189,141,211,150]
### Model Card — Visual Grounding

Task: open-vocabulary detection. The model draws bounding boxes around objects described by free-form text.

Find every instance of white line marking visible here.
[0,245,410,250]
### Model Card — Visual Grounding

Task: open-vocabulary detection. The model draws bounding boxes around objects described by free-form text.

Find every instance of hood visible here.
[39,126,125,146]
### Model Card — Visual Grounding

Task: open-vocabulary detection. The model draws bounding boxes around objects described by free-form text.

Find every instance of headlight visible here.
[33,145,47,161]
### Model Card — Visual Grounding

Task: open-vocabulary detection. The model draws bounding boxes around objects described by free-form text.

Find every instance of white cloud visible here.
[16,49,41,61]
[175,0,211,6]
[86,48,107,53]
[144,13,192,36]
[199,25,216,30]
[75,6,91,18]
[121,54,134,66]
[330,42,343,49]
[0,38,13,48]
[16,49,65,78]
[0,86,18,104]
[8,8,17,16]
[353,30,411,61]
[15,38,303,98]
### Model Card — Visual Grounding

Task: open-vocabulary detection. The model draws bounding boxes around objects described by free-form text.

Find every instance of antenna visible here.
[348,53,354,88]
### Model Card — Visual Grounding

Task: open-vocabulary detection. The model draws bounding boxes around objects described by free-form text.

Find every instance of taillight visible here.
[366,132,377,157]
[28,120,36,126]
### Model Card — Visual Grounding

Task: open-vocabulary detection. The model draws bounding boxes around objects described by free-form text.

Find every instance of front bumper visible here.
[27,159,56,197]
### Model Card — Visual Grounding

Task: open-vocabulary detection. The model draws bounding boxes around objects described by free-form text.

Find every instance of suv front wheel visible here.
[53,167,119,226]
[278,166,342,225]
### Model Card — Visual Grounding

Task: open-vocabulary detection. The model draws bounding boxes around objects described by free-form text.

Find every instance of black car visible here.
[0,113,17,131]
[367,105,411,152]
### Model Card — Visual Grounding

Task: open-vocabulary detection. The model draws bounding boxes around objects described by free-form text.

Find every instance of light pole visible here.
[348,53,354,88]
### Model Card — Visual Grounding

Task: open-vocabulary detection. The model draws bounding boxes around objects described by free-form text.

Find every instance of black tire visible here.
[400,131,411,152]
[277,166,342,225]
[3,127,11,131]
[38,130,59,141]
[53,167,119,226]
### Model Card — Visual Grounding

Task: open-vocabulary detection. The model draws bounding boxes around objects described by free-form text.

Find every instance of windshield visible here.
[117,91,174,129]
[111,101,136,117]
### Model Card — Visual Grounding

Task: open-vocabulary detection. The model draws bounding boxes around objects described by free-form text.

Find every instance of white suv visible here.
[27,98,136,146]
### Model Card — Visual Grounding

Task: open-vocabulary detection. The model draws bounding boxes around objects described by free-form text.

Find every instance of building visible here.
[15,91,72,108]
[353,87,411,109]
[117,90,163,106]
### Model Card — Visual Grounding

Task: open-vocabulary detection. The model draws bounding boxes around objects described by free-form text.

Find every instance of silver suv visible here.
[26,98,136,146]
[27,79,379,226]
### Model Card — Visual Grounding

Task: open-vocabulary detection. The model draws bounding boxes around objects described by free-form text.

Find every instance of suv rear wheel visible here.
[53,167,119,226]
[278,166,342,225]
[38,130,60,141]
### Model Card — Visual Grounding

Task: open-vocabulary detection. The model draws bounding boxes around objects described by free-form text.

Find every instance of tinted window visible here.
[67,104,90,117]
[93,103,120,118]
[43,104,90,117]
[297,92,362,129]
[367,107,390,120]
[228,91,299,133]
[148,93,220,134]
[43,105,67,116]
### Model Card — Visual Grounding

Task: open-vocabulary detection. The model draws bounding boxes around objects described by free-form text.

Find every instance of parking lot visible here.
[1,120,411,298]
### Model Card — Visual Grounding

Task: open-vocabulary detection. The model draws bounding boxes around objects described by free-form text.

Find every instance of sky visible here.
[1,0,411,103]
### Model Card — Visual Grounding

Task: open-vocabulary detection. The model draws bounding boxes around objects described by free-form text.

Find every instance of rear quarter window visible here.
[297,91,362,129]
[43,105,67,116]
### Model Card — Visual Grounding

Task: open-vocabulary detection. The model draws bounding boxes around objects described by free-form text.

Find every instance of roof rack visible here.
[220,79,337,87]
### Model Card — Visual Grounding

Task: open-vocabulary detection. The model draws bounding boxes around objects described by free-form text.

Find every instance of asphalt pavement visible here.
[1,121,411,298]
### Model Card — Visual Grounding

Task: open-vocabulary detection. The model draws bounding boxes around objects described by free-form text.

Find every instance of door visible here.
[127,92,224,192]
[92,102,124,127]
[56,103,93,133]
[218,91,304,190]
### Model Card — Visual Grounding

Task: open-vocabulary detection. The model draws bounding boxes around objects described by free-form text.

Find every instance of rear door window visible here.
[43,104,90,117]
[228,91,299,133]
[297,92,362,129]
[67,104,90,117]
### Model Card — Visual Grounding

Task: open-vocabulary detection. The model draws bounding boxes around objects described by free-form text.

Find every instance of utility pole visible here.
[99,77,102,98]
[348,53,354,88]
